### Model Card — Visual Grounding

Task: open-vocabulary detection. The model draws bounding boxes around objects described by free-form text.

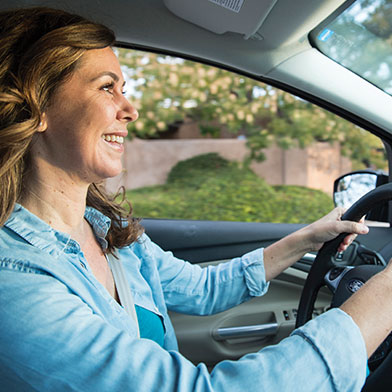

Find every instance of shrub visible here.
[126,153,334,223]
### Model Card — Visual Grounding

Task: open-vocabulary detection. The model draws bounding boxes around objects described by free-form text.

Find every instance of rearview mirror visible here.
[333,170,389,222]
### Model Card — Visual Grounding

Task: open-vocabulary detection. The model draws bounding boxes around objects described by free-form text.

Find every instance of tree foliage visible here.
[118,44,385,169]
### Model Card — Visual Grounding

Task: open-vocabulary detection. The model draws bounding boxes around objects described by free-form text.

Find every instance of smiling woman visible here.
[0,7,143,253]
[0,5,391,392]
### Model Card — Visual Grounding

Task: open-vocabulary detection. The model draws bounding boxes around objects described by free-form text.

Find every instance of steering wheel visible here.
[295,182,392,391]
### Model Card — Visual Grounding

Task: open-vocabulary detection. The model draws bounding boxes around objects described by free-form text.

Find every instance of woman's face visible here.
[33,47,138,184]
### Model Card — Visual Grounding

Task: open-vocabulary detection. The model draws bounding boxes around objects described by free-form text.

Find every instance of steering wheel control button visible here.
[324,266,353,293]
[334,242,357,264]
[329,267,345,280]
[335,252,344,261]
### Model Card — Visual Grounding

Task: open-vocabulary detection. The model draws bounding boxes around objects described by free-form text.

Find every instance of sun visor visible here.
[163,0,278,40]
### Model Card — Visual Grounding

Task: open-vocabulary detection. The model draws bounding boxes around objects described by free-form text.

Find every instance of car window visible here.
[109,47,387,224]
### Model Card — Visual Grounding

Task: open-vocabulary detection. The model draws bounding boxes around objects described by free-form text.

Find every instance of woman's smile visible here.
[102,134,126,152]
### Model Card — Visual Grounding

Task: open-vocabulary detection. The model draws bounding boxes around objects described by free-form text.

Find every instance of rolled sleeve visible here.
[292,308,367,391]
[241,247,269,297]
[141,234,270,315]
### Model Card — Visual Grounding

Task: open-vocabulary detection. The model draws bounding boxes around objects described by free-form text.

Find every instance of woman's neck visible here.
[20,175,89,237]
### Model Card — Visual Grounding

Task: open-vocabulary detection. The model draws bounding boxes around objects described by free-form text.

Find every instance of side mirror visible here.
[334,170,389,222]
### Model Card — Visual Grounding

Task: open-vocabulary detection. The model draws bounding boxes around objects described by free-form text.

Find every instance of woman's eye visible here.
[101,82,127,96]
[102,83,115,93]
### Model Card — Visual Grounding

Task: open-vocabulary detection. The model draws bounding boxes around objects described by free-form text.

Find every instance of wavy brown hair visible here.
[0,7,143,252]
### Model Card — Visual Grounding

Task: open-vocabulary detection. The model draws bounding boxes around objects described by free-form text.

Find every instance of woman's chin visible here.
[92,165,123,183]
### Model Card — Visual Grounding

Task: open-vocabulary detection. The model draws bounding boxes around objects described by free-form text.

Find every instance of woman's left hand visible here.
[303,207,369,253]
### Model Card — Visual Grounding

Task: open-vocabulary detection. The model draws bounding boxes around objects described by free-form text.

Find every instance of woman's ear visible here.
[37,113,47,132]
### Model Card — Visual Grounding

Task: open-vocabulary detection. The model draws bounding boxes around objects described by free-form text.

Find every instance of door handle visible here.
[213,322,278,341]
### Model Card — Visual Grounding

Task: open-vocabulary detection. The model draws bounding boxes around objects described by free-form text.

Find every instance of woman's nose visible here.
[118,96,138,123]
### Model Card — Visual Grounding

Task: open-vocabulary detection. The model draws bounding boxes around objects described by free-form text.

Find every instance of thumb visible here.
[338,220,369,236]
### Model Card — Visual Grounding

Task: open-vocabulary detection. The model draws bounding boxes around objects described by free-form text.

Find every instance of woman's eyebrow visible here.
[90,71,123,84]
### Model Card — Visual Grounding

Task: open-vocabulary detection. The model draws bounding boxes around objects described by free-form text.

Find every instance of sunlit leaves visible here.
[118,48,386,169]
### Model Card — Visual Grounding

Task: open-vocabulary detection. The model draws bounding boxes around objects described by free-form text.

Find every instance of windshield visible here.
[311,0,392,95]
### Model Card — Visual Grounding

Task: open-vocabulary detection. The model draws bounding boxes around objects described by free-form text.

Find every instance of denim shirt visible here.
[0,204,367,391]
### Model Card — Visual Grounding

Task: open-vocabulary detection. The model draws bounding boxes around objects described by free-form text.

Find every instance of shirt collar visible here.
[84,206,111,250]
[5,204,112,258]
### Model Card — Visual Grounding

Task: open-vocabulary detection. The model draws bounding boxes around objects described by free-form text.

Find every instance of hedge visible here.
[126,153,334,223]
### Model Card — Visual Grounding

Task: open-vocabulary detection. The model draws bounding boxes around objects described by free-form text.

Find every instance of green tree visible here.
[118,48,385,169]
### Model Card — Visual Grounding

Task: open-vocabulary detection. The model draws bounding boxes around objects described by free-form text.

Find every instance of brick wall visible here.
[106,138,351,196]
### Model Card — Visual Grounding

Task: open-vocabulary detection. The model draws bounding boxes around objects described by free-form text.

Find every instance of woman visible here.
[0,6,389,391]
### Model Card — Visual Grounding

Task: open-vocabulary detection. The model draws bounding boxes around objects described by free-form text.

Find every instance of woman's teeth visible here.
[102,134,124,144]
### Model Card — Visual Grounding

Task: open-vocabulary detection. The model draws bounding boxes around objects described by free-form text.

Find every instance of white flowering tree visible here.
[118,49,385,168]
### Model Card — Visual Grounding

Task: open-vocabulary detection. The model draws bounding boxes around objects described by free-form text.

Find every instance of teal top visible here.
[135,305,165,347]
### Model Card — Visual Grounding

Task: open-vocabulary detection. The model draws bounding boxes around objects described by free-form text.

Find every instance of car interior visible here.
[2,0,392,390]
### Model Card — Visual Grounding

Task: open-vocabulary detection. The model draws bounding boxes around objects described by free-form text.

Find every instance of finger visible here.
[337,234,356,252]
[339,221,369,235]
[338,244,348,252]
[344,234,356,245]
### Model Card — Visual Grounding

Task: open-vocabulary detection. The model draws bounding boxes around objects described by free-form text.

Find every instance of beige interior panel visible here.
[169,263,332,366]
